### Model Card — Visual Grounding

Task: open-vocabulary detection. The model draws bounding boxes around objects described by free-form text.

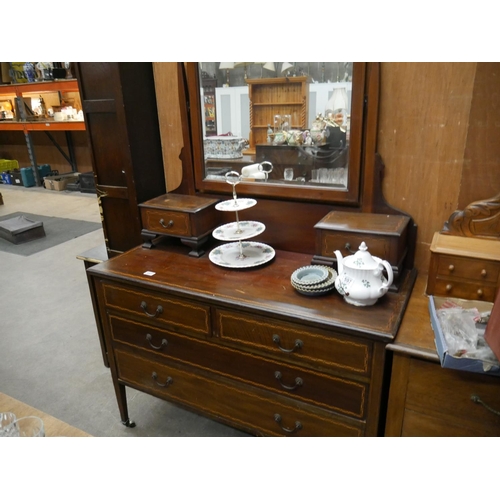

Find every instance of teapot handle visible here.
[374,257,394,290]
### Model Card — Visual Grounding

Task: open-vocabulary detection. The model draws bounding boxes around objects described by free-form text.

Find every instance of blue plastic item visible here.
[20,167,35,187]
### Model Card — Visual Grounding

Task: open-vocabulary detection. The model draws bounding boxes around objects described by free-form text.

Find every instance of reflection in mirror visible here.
[199,63,353,191]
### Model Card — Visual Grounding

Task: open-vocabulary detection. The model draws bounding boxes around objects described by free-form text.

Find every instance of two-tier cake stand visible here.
[209,171,275,268]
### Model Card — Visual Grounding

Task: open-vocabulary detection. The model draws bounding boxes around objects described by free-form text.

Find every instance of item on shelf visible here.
[209,170,275,269]
[203,133,248,159]
[334,241,394,306]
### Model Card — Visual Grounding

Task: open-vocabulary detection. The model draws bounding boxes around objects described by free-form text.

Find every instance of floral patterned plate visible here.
[212,221,265,241]
[215,198,257,212]
[209,241,275,268]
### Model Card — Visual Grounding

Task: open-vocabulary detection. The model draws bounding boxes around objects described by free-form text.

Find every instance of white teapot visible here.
[334,242,393,306]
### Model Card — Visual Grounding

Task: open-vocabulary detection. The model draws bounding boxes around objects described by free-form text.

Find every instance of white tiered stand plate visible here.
[215,198,257,212]
[212,221,265,241]
[209,241,275,269]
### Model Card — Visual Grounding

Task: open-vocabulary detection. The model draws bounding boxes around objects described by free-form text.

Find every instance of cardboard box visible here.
[429,295,500,377]
[44,173,79,191]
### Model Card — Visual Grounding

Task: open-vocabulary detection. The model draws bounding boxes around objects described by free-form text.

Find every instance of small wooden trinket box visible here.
[139,193,220,257]
[313,211,411,290]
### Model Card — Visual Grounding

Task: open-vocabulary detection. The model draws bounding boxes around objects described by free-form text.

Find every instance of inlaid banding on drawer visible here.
[141,208,190,236]
[115,349,363,437]
[108,315,367,418]
[103,284,210,336]
[215,310,371,375]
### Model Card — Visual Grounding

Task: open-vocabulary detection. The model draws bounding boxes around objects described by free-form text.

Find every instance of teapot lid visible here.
[346,242,379,269]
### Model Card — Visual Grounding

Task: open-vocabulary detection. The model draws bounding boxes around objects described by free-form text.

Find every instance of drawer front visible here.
[320,231,400,267]
[114,349,364,437]
[109,315,368,419]
[437,255,500,284]
[405,357,500,436]
[141,208,191,236]
[432,277,497,302]
[215,309,372,376]
[102,283,210,337]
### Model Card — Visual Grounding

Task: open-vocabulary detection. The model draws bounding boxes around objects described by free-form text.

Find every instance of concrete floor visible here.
[0,184,249,437]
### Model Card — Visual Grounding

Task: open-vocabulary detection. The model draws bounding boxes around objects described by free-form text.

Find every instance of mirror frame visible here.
[182,62,368,206]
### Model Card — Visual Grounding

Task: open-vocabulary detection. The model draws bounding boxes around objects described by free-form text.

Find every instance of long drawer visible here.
[108,314,368,419]
[215,308,372,376]
[430,278,497,302]
[102,282,211,338]
[114,348,364,437]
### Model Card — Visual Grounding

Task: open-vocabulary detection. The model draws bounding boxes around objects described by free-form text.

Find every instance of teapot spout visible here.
[334,250,344,275]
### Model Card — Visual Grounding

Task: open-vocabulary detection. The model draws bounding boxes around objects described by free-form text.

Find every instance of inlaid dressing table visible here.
[83,62,419,435]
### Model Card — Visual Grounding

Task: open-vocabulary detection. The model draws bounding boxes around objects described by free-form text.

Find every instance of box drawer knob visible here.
[481,269,487,277]
[272,334,303,353]
[446,284,453,292]
[159,218,174,229]
[448,264,455,272]
[274,413,303,434]
[477,289,484,297]
[140,301,164,318]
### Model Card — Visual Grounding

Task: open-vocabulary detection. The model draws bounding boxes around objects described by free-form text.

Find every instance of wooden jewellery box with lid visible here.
[313,211,411,291]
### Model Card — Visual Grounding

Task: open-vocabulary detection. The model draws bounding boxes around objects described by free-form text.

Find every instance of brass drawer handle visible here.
[146,333,168,350]
[274,371,303,391]
[152,372,173,388]
[141,301,163,318]
[471,394,500,417]
[159,218,174,229]
[272,334,303,353]
[274,413,302,434]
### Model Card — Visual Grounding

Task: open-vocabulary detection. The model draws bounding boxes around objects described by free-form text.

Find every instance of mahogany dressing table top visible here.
[88,241,417,343]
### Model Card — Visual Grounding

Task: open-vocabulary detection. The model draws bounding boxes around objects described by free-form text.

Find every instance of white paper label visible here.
[143,271,156,276]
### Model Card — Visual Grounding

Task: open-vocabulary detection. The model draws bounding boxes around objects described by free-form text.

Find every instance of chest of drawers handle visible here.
[448,264,454,272]
[272,334,304,353]
[159,218,174,229]
[146,334,168,351]
[141,301,164,318]
[471,394,500,417]
[274,413,303,434]
[274,371,303,391]
[152,372,173,388]
[477,289,484,297]
[481,269,487,277]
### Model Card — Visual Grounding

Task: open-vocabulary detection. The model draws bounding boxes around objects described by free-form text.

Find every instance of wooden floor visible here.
[0,392,91,437]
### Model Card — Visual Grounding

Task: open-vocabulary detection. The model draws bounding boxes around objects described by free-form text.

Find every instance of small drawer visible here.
[432,278,497,302]
[115,349,364,436]
[109,315,368,419]
[214,309,372,376]
[141,208,191,236]
[102,283,210,337]
[437,255,500,284]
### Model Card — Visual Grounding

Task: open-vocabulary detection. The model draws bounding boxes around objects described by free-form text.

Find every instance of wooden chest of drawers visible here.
[88,242,416,436]
[426,232,500,302]
[386,275,500,436]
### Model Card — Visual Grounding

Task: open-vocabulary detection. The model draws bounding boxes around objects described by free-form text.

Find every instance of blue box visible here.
[20,167,35,187]
[429,295,500,377]
[0,171,12,184]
